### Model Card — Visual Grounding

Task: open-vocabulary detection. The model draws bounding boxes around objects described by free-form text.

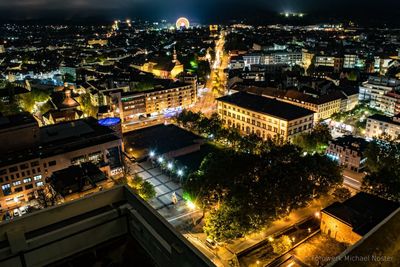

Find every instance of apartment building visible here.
[326,136,368,172]
[120,81,196,122]
[217,92,315,141]
[359,76,400,111]
[365,114,400,140]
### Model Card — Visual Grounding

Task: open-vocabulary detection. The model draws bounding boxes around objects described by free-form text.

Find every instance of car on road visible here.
[205,238,218,249]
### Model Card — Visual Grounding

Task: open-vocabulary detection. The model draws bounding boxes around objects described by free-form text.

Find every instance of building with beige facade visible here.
[365,114,400,140]
[217,92,315,142]
[119,80,196,123]
[320,192,399,244]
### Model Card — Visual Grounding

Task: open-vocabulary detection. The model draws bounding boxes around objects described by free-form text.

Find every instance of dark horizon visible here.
[0,0,399,26]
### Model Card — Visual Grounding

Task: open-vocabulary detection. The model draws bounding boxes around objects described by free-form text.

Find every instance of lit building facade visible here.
[217,92,315,141]
[359,76,400,111]
[0,116,123,210]
[119,81,197,123]
[365,114,400,140]
[326,136,368,172]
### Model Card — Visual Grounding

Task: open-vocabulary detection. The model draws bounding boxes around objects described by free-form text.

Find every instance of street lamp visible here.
[177,169,184,177]
[187,200,196,210]
[315,211,320,219]
[149,151,155,158]
[167,162,173,170]
[158,157,164,163]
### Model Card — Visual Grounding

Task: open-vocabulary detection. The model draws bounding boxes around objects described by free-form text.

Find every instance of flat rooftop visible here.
[124,124,203,159]
[0,112,37,132]
[0,185,214,267]
[217,92,315,121]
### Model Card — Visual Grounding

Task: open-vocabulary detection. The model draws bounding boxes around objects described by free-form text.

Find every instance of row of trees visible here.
[176,110,283,154]
[183,144,342,241]
[362,140,400,201]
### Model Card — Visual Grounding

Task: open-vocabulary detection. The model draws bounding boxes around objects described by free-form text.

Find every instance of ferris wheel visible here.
[176,17,190,29]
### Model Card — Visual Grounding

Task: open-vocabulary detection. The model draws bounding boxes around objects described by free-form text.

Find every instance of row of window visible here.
[0,160,40,175]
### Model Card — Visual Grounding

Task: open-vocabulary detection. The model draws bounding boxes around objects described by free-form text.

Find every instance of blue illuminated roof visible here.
[98,117,121,127]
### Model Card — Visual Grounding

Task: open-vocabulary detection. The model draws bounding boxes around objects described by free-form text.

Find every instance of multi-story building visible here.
[365,114,400,140]
[326,136,368,172]
[379,90,400,116]
[0,115,123,210]
[260,88,358,122]
[243,51,302,68]
[359,76,400,110]
[217,92,315,141]
[344,54,358,69]
[119,81,196,123]
[0,186,213,267]
[277,90,343,122]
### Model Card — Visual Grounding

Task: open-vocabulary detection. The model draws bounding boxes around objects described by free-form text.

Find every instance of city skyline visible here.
[0,0,399,25]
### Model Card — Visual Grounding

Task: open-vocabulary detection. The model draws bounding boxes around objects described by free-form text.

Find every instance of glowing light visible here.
[187,200,196,210]
[158,157,164,163]
[149,151,155,157]
[167,162,173,170]
[285,13,289,17]
[176,17,190,29]
[177,169,184,176]
[315,211,321,219]
[268,236,274,242]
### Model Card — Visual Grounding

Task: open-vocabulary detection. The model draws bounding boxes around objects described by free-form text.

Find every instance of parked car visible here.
[205,238,217,249]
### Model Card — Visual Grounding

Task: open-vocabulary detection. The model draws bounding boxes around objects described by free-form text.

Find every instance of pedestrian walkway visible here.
[134,161,184,210]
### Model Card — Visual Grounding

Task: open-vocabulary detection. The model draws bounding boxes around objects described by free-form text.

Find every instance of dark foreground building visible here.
[0,185,214,267]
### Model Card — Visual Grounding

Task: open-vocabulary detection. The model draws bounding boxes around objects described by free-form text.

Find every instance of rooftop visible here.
[322,192,399,236]
[330,136,369,153]
[368,114,400,126]
[217,92,314,121]
[0,185,214,267]
[124,124,203,160]
[0,112,37,132]
[49,163,107,197]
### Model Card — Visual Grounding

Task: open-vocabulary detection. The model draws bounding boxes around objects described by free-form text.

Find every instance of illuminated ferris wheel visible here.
[176,17,190,29]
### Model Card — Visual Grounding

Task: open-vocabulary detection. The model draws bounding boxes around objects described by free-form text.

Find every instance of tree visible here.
[204,198,250,242]
[271,235,293,255]
[292,123,332,153]
[333,187,352,202]
[362,140,400,201]
[36,185,61,208]
[125,174,156,201]
[77,93,98,118]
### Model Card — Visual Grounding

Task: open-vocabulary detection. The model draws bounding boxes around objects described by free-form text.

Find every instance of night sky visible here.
[0,0,399,25]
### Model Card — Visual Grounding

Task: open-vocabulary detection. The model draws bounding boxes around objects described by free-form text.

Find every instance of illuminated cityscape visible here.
[0,1,400,266]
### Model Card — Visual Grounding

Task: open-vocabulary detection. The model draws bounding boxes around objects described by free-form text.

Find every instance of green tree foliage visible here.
[77,93,98,118]
[271,236,293,255]
[185,144,342,241]
[175,110,279,154]
[17,88,51,113]
[126,174,156,201]
[333,187,352,202]
[292,123,332,153]
[362,141,400,201]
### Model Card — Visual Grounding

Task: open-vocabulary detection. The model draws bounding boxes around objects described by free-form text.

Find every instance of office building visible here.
[217,92,315,141]
[0,115,123,210]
